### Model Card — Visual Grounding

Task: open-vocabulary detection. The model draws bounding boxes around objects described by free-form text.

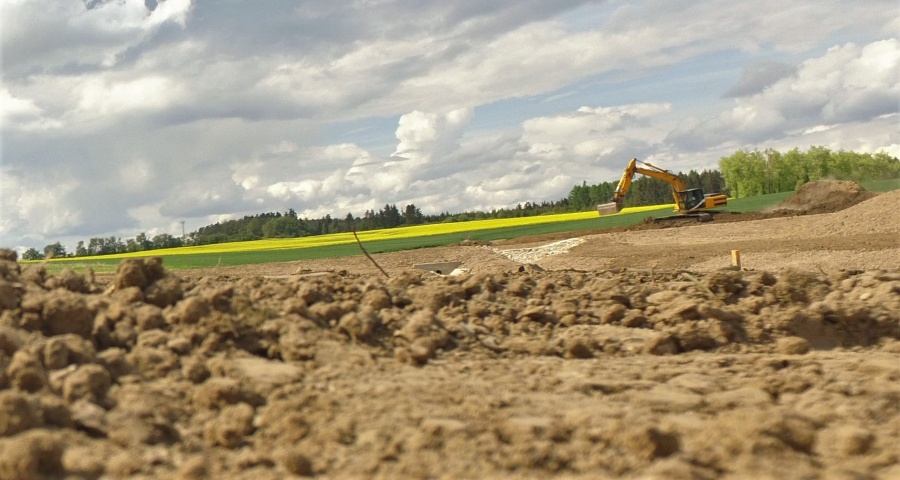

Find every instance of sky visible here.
[1,0,898,253]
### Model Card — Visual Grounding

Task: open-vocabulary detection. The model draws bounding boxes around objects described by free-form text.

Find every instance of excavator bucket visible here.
[597,202,620,215]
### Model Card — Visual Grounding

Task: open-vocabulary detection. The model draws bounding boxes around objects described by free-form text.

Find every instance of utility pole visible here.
[181,221,185,240]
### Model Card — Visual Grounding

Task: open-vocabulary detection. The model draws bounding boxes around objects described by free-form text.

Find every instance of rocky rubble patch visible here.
[495,237,586,264]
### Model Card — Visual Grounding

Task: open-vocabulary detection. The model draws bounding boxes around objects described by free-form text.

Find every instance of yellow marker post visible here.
[731,250,741,270]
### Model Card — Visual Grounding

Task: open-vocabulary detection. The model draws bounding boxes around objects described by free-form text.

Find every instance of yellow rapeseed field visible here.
[54,204,671,260]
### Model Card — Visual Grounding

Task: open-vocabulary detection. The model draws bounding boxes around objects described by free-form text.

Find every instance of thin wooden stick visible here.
[353,227,389,278]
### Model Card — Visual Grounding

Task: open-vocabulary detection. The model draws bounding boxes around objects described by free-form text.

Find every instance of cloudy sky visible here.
[1,0,898,252]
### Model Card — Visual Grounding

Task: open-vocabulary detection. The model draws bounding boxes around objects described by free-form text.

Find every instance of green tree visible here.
[721,146,899,197]
[684,170,702,189]
[765,149,793,193]
[150,233,177,249]
[379,204,402,228]
[43,242,67,258]
[106,237,125,254]
[805,145,832,180]
[135,232,153,251]
[830,149,855,179]
[588,182,614,206]
[700,169,726,195]
[567,182,591,210]
[126,239,139,253]
[241,217,266,239]
[22,248,43,260]
[360,209,378,229]
[720,149,768,198]
[403,204,423,225]
[263,216,303,238]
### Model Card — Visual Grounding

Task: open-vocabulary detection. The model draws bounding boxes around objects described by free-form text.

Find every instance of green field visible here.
[42,204,671,272]
[723,191,794,213]
[862,178,900,192]
[34,178,898,274]
[42,207,667,273]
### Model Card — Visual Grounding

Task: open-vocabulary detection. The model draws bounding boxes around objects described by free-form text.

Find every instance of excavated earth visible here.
[1,181,898,480]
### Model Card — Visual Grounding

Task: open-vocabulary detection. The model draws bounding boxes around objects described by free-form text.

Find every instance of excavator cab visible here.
[677,188,707,212]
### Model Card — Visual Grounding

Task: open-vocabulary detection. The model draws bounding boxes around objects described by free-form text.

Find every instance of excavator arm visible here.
[606,158,637,213]
[597,158,727,216]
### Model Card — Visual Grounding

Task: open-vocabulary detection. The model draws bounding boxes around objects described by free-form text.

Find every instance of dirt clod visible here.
[42,291,94,338]
[0,390,42,436]
[0,429,64,480]
[62,364,111,404]
[204,402,254,448]
[276,447,314,476]
[777,336,811,354]
[7,350,48,392]
[115,259,149,290]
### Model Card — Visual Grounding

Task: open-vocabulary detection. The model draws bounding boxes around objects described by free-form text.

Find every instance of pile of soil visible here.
[771,180,876,214]
[623,179,881,230]
[0,246,898,479]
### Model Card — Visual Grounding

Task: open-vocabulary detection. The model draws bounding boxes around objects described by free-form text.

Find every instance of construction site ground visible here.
[0,180,898,479]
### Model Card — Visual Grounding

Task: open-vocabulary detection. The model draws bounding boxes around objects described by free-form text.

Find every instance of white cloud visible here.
[525,104,671,139]
[393,108,473,165]
[522,103,672,163]
[158,179,247,218]
[725,61,797,97]
[117,157,156,191]
[267,180,320,202]
[788,114,900,157]
[0,170,82,238]
[667,39,900,150]
[0,89,41,122]
[1,0,191,75]
[0,88,63,132]
[76,75,184,116]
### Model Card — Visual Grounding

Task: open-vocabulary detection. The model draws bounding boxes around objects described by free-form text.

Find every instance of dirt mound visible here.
[772,180,875,214]
[1,250,898,479]
[825,189,900,231]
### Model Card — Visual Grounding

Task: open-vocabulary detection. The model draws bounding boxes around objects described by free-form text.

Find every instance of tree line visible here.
[23,146,898,260]
[22,233,186,261]
[191,201,572,246]
[719,146,900,198]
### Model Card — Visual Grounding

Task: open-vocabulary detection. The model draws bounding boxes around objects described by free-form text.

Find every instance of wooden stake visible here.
[731,250,741,270]
[353,227,389,278]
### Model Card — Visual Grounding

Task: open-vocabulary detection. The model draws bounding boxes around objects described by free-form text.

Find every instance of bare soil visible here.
[1,181,898,480]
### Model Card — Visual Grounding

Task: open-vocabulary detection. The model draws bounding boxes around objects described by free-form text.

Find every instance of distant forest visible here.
[25,147,899,260]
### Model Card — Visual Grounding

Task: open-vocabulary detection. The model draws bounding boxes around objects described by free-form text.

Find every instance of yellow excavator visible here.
[597,158,728,221]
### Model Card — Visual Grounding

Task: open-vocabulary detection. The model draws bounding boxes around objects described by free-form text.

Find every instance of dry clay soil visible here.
[0,181,898,480]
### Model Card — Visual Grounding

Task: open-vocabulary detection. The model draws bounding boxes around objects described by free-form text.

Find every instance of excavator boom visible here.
[597,158,727,217]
